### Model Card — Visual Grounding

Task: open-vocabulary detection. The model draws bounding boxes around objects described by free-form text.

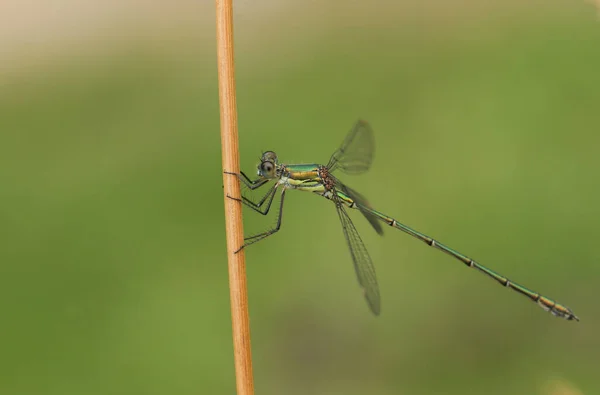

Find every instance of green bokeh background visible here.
[1,3,599,395]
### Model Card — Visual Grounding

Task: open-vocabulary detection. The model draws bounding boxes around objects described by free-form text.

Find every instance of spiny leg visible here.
[228,183,279,216]
[224,169,273,209]
[224,171,270,190]
[235,189,287,253]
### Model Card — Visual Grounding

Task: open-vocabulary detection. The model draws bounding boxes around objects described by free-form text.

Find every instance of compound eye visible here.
[261,161,274,173]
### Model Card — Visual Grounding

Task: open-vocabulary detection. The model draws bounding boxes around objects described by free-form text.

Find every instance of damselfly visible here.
[225,120,578,321]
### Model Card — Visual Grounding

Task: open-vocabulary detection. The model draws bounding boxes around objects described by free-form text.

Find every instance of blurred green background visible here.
[1,1,599,394]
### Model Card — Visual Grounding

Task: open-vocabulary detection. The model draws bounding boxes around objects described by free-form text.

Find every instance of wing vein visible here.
[334,194,381,315]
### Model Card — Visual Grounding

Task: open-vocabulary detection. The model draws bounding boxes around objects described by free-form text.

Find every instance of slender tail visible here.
[359,204,579,321]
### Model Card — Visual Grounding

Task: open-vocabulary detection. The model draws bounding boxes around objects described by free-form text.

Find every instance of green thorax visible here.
[282,164,321,180]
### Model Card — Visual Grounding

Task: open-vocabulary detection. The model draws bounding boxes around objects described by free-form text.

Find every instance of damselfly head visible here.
[257,151,279,179]
[261,151,278,163]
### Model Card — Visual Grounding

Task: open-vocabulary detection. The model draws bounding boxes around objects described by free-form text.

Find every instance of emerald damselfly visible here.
[225,120,578,321]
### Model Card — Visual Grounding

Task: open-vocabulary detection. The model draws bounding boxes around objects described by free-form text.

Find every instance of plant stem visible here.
[216,0,254,394]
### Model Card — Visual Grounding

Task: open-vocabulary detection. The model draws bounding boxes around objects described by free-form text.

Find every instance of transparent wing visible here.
[327,120,375,175]
[334,195,381,315]
[332,176,384,236]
